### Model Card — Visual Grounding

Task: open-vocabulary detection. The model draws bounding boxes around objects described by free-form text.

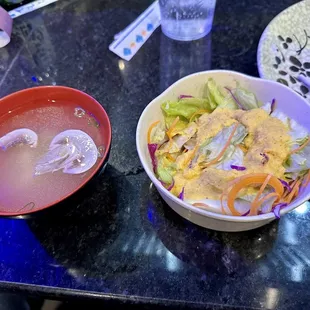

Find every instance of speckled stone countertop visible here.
[0,0,309,309]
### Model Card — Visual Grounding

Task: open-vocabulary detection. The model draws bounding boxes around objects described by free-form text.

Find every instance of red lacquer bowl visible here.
[0,86,111,217]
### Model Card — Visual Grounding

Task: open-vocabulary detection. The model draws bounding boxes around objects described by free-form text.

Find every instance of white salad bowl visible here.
[136,70,310,232]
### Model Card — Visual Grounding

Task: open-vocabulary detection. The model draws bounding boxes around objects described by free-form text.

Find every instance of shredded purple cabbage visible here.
[224,87,246,110]
[231,165,246,171]
[179,95,193,99]
[160,178,175,191]
[260,152,269,165]
[272,203,287,219]
[189,160,193,169]
[178,187,185,200]
[270,98,276,115]
[242,210,250,216]
[166,179,175,191]
[148,144,158,172]
[279,179,292,192]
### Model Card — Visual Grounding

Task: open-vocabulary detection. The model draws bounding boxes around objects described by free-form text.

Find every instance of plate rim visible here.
[257,0,309,80]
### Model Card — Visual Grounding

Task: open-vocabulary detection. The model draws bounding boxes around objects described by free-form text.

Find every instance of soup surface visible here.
[0,100,104,214]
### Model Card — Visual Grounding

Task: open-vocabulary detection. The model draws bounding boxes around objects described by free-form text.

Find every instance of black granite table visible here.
[0,0,309,309]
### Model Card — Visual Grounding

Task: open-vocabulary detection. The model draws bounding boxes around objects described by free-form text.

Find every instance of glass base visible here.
[161,26,212,42]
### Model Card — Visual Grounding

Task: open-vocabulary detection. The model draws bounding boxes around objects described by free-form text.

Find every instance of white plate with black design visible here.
[257,0,310,101]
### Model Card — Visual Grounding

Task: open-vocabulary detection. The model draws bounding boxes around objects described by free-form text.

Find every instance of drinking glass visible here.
[159,0,216,41]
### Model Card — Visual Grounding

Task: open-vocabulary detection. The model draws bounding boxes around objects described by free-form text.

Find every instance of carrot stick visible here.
[282,179,297,201]
[284,180,301,203]
[185,146,198,167]
[253,175,272,204]
[294,185,300,197]
[290,178,299,189]
[221,178,245,214]
[302,170,310,187]
[165,117,180,153]
[147,120,160,144]
[259,192,280,204]
[237,144,247,153]
[166,154,175,162]
[166,116,180,139]
[250,192,279,216]
[192,202,212,210]
[250,175,272,215]
[204,123,239,167]
[290,136,310,154]
[226,174,284,216]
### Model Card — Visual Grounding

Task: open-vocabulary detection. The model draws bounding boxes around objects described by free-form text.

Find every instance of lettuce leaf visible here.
[215,147,244,170]
[234,86,261,110]
[157,166,173,184]
[236,188,276,215]
[264,105,308,152]
[205,78,225,109]
[151,124,167,144]
[289,119,308,146]
[272,110,310,178]
[164,115,188,132]
[156,155,177,184]
[204,78,261,111]
[217,92,239,110]
[157,122,198,155]
[162,79,231,121]
[161,98,212,121]
[210,80,261,111]
[199,124,247,164]
[286,144,310,172]
[231,124,248,145]
[172,123,198,149]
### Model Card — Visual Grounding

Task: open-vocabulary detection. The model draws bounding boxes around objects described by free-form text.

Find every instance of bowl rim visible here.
[0,85,112,216]
[136,69,310,223]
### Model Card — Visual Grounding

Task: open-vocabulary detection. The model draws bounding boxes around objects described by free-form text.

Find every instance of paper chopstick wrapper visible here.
[109,0,161,61]
[8,0,58,19]
[0,6,13,48]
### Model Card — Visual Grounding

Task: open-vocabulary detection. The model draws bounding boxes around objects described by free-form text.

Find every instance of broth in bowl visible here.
[0,86,111,216]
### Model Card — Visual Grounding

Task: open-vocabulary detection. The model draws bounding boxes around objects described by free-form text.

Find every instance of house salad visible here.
[147,79,310,218]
